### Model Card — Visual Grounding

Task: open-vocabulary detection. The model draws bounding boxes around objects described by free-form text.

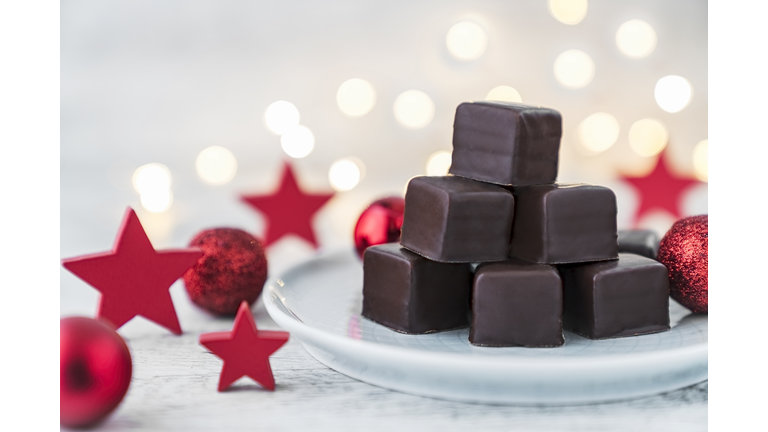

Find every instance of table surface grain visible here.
[61,272,707,432]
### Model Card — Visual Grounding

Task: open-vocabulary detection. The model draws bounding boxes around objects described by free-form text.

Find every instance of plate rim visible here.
[264,248,708,369]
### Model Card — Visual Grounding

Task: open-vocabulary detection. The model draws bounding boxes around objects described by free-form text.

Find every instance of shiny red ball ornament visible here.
[353,196,406,259]
[183,228,268,315]
[61,317,132,428]
[657,215,708,314]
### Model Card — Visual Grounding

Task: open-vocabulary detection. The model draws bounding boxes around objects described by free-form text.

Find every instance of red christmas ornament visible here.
[183,228,268,315]
[621,152,699,225]
[199,301,290,391]
[61,317,132,428]
[62,208,203,334]
[657,215,708,314]
[353,196,405,259]
[241,162,334,248]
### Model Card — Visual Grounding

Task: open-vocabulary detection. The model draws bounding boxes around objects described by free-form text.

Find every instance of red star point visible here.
[200,301,289,391]
[622,152,700,225]
[241,162,334,248]
[62,208,203,334]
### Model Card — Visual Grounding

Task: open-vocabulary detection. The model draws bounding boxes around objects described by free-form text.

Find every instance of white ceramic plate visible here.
[264,249,707,405]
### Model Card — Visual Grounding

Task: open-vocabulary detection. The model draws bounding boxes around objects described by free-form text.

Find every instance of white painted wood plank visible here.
[62,283,706,431]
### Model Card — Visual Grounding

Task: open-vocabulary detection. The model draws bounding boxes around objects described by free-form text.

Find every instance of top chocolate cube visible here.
[449,101,562,186]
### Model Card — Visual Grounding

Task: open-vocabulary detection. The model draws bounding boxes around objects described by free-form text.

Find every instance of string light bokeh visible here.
[554,49,595,89]
[445,20,489,61]
[336,79,377,118]
[393,90,436,129]
[61,0,707,268]
[547,0,588,25]
[485,86,523,103]
[615,19,657,58]
[578,112,620,154]
[196,146,238,185]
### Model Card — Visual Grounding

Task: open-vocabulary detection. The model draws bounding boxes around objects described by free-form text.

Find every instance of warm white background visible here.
[61,0,707,274]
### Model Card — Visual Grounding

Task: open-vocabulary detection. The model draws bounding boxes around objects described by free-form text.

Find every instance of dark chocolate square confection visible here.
[618,229,661,260]
[558,253,670,339]
[449,101,562,186]
[400,176,515,263]
[362,243,473,334]
[470,259,564,347]
[508,183,619,264]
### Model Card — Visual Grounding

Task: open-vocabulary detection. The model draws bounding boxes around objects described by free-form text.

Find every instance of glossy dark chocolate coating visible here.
[558,253,670,339]
[362,243,472,334]
[508,183,619,264]
[400,176,515,263]
[449,101,562,186]
[618,229,660,260]
[470,259,564,347]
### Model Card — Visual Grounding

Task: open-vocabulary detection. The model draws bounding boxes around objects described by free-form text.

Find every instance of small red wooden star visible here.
[241,162,334,248]
[622,152,700,225]
[199,301,290,391]
[62,207,203,334]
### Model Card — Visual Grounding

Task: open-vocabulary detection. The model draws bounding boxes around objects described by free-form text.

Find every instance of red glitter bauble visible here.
[183,228,268,315]
[657,215,708,314]
[61,317,132,428]
[353,197,405,260]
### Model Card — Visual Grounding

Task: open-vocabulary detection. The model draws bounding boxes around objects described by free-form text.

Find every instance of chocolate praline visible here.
[362,243,472,334]
[508,183,618,264]
[400,175,515,263]
[449,101,562,186]
[470,259,564,347]
[558,253,670,339]
[618,229,660,260]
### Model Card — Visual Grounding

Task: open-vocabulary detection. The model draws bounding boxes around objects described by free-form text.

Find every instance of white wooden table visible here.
[61,274,707,432]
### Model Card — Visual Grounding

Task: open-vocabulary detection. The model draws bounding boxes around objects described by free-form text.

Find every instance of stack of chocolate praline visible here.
[362,101,670,347]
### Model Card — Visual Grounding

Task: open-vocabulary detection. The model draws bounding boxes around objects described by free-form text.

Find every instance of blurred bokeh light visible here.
[426,151,452,176]
[140,189,173,213]
[578,112,620,154]
[693,139,708,182]
[264,101,301,135]
[615,20,657,58]
[337,78,376,117]
[554,49,594,89]
[132,163,171,195]
[446,20,488,61]
[485,86,523,103]
[329,158,364,191]
[655,75,693,113]
[132,163,173,213]
[280,125,315,158]
[629,118,669,157]
[547,0,588,25]
[393,90,435,129]
[196,146,238,185]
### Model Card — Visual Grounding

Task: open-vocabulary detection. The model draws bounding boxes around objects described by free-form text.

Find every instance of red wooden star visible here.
[621,152,700,225]
[199,301,289,391]
[241,162,334,248]
[62,207,203,335]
